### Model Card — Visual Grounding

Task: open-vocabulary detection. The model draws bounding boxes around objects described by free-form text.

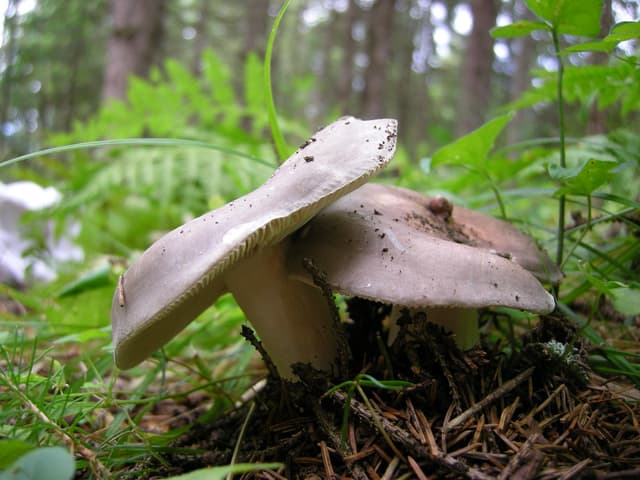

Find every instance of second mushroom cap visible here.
[287,183,559,314]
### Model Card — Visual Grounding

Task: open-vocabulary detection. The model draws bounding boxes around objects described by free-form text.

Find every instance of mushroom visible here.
[286,183,561,349]
[111,117,398,380]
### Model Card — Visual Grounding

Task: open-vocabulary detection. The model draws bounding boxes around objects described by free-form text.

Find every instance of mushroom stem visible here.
[224,240,339,380]
[389,306,479,350]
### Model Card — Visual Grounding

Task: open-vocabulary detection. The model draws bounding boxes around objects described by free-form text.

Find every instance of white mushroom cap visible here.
[112,117,398,371]
[287,183,557,314]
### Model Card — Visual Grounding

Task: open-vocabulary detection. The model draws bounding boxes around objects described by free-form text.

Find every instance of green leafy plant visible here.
[494,0,598,265]
[429,1,639,382]
[490,0,639,379]
[493,0,639,266]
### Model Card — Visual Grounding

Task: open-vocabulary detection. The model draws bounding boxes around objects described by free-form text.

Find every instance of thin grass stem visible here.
[552,29,568,273]
[0,138,274,169]
[265,0,293,162]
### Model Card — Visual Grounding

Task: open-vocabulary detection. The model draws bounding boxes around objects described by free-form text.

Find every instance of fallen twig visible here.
[497,433,544,480]
[445,367,535,432]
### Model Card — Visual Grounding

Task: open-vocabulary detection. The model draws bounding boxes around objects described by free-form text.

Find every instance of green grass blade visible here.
[264,0,293,162]
[0,138,274,169]
[164,463,284,480]
[357,374,412,390]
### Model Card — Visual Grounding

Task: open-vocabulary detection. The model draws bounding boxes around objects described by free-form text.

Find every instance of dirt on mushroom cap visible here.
[287,183,556,313]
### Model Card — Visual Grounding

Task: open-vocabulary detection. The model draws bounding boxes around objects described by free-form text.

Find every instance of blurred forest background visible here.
[2,0,638,162]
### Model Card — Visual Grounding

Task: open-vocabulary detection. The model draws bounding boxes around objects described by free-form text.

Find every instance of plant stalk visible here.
[552,29,568,272]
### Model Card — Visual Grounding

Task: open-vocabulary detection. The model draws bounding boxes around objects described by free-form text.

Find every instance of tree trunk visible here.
[101,0,166,102]
[587,0,613,135]
[507,1,537,144]
[242,0,269,60]
[395,1,420,152]
[361,0,397,119]
[456,0,499,136]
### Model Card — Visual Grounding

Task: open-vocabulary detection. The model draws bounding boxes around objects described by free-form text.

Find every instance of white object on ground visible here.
[0,181,83,286]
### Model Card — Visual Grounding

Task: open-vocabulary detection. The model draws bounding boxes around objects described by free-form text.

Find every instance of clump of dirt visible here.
[133,302,640,480]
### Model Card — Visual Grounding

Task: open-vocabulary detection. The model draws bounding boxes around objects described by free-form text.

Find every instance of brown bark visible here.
[101,0,166,102]
[587,0,613,135]
[395,1,419,152]
[507,1,537,144]
[361,0,397,119]
[242,0,269,60]
[456,0,499,136]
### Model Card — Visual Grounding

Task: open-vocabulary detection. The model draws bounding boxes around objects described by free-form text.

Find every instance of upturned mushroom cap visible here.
[112,117,398,369]
[287,183,558,313]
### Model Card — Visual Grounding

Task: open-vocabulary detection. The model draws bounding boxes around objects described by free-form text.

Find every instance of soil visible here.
[129,301,640,480]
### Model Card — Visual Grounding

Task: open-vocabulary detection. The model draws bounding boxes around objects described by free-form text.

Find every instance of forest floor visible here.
[114,301,640,480]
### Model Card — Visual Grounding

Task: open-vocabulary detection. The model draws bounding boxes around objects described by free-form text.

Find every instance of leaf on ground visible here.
[0,447,74,480]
